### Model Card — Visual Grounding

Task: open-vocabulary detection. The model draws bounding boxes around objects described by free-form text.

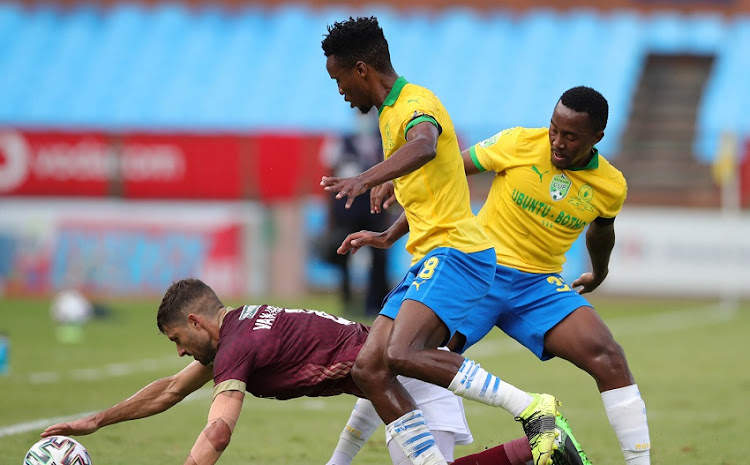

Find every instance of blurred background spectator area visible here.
[0,0,748,302]
[15,0,750,13]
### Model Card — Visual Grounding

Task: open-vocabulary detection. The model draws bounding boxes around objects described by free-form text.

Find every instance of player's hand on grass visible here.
[321,175,371,209]
[370,181,397,214]
[572,271,606,294]
[337,230,393,255]
[41,418,99,437]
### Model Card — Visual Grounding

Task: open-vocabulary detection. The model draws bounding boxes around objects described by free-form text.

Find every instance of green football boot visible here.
[553,413,593,465]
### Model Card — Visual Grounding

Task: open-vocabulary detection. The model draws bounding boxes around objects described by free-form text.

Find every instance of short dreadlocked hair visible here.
[322,16,394,74]
[559,86,609,133]
[156,278,223,333]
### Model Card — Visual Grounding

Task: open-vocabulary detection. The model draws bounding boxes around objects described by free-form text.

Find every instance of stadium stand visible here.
[1,3,749,205]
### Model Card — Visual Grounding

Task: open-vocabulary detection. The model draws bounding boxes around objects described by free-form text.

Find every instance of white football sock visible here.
[447,358,533,417]
[386,410,448,465]
[326,398,382,465]
[388,431,456,465]
[601,384,651,465]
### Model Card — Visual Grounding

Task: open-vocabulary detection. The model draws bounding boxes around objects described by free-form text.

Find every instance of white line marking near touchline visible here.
[0,412,97,439]
[19,356,184,385]
[0,389,213,438]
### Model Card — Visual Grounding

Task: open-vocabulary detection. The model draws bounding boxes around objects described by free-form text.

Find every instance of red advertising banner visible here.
[119,132,244,199]
[255,134,328,202]
[0,129,329,201]
[0,130,111,196]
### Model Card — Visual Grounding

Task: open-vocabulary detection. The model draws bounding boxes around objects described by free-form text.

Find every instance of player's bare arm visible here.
[42,361,213,438]
[337,211,409,255]
[321,121,439,209]
[460,148,483,176]
[572,219,616,294]
[184,390,244,465]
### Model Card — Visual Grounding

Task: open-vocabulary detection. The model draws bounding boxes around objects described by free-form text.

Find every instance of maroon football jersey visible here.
[212,305,369,400]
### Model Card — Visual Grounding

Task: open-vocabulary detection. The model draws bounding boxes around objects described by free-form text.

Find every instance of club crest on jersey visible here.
[239,305,261,320]
[568,184,595,212]
[549,174,571,201]
[479,133,500,147]
[383,123,395,152]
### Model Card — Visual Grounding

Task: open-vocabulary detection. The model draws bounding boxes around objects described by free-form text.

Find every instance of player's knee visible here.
[351,361,368,386]
[600,339,628,368]
[352,352,383,388]
[589,339,632,384]
[384,344,415,376]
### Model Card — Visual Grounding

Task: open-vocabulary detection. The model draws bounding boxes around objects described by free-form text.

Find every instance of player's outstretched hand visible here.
[41,418,99,437]
[370,181,397,214]
[571,272,606,295]
[321,175,370,209]
[337,230,393,255]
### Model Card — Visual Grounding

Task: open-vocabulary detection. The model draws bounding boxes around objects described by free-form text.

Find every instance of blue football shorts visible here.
[380,247,496,339]
[457,263,592,361]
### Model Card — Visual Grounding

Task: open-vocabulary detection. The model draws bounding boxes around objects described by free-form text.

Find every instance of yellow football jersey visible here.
[379,77,491,262]
[468,127,627,273]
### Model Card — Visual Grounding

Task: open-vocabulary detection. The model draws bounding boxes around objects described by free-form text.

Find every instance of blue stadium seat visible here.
[2,5,750,163]
[1,6,61,124]
[59,3,146,127]
[695,15,750,161]
[104,4,192,127]
[506,9,558,127]
[0,3,25,122]
[589,10,646,155]
[149,7,222,127]
[26,5,101,125]
[646,11,686,54]
[0,3,23,59]
[297,6,352,131]
[455,11,516,143]
[200,7,267,129]
[684,13,724,54]
[424,8,485,128]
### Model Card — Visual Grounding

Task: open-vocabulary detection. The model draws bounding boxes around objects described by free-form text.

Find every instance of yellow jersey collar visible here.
[568,147,600,171]
[378,76,409,115]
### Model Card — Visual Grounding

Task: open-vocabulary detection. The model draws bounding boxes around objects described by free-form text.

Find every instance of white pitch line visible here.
[0,411,98,438]
[0,389,213,438]
[19,356,184,385]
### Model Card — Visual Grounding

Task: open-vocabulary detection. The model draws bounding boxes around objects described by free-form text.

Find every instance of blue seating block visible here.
[2,5,750,163]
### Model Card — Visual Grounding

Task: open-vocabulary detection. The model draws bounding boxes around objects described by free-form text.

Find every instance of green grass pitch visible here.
[1,294,747,464]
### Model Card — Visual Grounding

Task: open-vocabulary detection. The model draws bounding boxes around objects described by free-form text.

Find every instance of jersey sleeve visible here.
[402,95,443,139]
[600,175,628,219]
[212,334,257,399]
[468,127,520,173]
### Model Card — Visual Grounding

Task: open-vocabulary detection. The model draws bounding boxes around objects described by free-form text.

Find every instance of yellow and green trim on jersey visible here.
[469,127,627,274]
[378,77,491,263]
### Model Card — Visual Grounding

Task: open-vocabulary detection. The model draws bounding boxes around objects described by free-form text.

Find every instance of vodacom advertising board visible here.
[0,129,238,198]
[0,129,327,200]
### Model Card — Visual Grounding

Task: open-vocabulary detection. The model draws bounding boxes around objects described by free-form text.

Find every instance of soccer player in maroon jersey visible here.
[41,278,590,465]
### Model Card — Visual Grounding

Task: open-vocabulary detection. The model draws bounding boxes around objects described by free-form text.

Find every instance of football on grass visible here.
[23,435,93,465]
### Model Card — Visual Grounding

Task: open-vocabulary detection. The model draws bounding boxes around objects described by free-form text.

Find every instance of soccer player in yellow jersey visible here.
[321,16,560,465]
[457,87,650,465]
[366,87,650,465]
